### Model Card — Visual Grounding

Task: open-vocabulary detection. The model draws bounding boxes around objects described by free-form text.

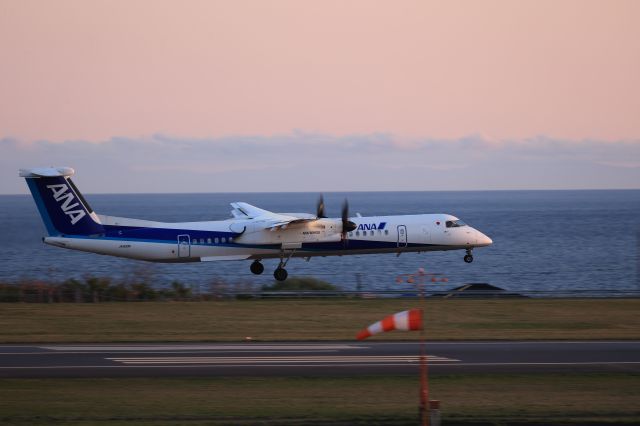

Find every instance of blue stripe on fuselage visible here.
[61,226,432,252]
[102,224,238,242]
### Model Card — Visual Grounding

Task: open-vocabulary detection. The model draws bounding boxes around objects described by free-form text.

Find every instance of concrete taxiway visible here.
[0,341,638,378]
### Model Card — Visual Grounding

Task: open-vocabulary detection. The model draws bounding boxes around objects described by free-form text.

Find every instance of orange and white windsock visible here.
[356,309,423,340]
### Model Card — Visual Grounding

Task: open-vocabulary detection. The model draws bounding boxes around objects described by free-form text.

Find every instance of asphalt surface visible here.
[0,341,638,378]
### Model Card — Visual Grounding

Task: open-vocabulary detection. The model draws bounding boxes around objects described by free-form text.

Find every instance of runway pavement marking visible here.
[370,341,640,345]
[106,355,460,365]
[1,361,640,370]
[32,341,640,352]
[438,361,640,367]
[0,363,446,369]
[41,345,362,351]
[0,350,343,355]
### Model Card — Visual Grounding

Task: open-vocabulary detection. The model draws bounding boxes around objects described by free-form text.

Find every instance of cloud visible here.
[1,133,639,194]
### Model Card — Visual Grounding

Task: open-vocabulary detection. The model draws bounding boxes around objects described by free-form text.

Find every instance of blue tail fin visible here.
[20,167,105,236]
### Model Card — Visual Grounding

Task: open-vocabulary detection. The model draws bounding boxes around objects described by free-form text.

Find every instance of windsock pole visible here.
[396,268,448,426]
[417,273,428,426]
[419,278,428,426]
[355,307,427,424]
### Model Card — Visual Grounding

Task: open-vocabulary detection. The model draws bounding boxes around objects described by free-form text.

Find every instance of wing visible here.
[230,202,273,219]
[230,202,317,230]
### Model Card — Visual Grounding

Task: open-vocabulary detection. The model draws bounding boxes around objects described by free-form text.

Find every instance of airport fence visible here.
[1,279,639,302]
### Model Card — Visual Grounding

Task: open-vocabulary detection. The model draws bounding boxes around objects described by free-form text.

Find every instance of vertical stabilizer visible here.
[20,167,104,236]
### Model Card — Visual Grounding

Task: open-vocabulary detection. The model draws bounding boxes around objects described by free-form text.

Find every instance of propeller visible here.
[314,195,356,242]
[316,194,327,219]
[341,199,357,241]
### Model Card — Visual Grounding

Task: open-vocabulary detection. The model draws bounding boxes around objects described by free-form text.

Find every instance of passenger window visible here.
[221,237,226,243]
[385,230,389,235]
[214,238,219,244]
[207,238,212,244]
[370,230,374,236]
[229,237,233,242]
[356,231,360,236]
[349,232,353,237]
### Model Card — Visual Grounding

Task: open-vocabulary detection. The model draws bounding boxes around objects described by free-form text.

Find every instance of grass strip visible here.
[1,299,640,343]
[0,373,638,425]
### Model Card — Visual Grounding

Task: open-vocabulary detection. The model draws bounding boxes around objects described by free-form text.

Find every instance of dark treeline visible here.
[0,277,194,303]
[0,275,339,303]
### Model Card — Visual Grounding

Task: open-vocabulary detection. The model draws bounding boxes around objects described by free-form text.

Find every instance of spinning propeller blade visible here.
[341,199,357,243]
[317,194,327,219]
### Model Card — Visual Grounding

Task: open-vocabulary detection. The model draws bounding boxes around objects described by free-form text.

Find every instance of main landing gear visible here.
[273,248,297,281]
[464,248,474,263]
[249,262,289,281]
[274,267,288,281]
[249,249,296,281]
[250,260,264,275]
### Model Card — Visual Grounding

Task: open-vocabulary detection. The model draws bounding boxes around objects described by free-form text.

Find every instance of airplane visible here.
[20,167,493,281]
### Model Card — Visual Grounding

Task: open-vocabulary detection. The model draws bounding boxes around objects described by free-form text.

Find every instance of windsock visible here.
[356,309,423,340]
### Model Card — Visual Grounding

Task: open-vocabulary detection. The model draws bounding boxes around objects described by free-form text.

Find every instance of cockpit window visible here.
[446,220,467,228]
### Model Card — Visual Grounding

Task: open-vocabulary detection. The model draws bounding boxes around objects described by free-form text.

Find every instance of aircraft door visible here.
[397,225,408,248]
[177,234,191,258]
[421,225,431,244]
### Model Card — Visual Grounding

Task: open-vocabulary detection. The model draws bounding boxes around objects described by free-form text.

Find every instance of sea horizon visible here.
[1,189,638,294]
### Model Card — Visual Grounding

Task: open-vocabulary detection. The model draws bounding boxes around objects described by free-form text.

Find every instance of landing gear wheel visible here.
[464,254,474,263]
[250,261,264,275]
[274,267,288,281]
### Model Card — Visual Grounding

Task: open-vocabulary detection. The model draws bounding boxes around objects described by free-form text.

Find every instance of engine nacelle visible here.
[234,219,342,246]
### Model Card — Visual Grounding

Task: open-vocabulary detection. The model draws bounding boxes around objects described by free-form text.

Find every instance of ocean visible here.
[0,190,638,294]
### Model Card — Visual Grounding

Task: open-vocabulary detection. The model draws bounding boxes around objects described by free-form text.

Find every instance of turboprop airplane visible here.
[20,167,492,281]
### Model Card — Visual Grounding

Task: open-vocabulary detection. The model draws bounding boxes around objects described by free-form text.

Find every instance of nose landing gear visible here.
[464,249,474,263]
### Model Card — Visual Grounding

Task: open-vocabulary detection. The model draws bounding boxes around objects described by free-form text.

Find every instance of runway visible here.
[1,341,639,378]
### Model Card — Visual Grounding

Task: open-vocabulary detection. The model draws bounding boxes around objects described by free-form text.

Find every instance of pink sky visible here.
[1,0,639,142]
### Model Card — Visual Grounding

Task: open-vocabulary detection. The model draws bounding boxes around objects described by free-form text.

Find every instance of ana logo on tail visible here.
[46,184,86,225]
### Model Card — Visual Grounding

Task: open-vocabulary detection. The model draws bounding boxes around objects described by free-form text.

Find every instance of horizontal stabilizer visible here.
[19,167,75,178]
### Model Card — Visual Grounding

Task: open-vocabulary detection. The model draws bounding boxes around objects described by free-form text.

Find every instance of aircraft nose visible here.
[476,231,493,247]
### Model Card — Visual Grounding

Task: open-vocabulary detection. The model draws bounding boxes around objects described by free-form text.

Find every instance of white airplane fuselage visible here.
[20,167,492,280]
[42,213,492,263]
